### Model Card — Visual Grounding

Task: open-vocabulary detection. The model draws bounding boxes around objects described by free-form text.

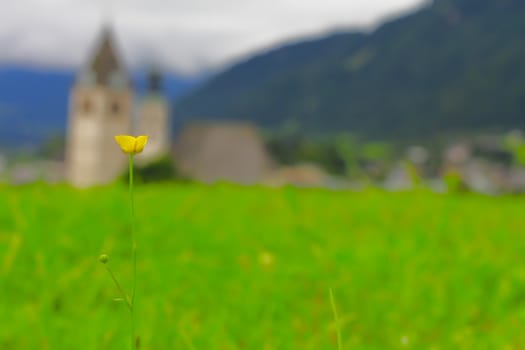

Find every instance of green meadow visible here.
[2,183,525,349]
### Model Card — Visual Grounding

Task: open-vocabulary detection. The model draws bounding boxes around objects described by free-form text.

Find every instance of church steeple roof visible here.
[79,27,129,87]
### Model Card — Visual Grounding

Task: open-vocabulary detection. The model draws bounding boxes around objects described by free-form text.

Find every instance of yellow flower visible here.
[114,135,148,154]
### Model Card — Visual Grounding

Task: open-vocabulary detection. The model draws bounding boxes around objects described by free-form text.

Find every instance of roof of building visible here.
[79,27,129,87]
[173,122,275,184]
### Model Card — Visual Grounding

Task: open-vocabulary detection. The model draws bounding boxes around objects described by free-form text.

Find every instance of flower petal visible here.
[134,135,148,153]
[115,135,136,154]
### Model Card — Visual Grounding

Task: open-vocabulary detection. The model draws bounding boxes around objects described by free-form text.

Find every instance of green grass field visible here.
[2,183,525,349]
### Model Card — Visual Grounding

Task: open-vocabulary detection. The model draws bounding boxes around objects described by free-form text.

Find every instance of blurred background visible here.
[0,0,523,193]
[3,1,525,348]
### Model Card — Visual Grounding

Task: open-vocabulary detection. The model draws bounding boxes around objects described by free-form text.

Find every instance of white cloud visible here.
[0,0,428,76]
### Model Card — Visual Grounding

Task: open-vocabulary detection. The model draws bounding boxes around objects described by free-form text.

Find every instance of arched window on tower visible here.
[111,100,120,115]
[79,97,92,114]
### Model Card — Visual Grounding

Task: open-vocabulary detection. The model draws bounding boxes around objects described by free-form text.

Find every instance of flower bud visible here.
[99,254,109,264]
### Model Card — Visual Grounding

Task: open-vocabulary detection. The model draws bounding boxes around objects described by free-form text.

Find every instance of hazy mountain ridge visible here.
[0,66,199,148]
[0,68,72,148]
[175,0,525,139]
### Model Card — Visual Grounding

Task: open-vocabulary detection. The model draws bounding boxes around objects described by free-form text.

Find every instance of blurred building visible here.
[263,163,333,188]
[65,26,342,188]
[65,27,170,187]
[173,123,273,184]
[136,70,171,166]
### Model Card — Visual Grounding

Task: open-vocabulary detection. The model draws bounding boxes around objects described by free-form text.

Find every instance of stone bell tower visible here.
[66,27,132,187]
[136,69,170,164]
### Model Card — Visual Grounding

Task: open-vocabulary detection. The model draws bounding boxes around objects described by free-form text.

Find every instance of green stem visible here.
[130,307,136,350]
[329,288,343,350]
[104,265,132,310]
[129,155,137,304]
[129,154,137,349]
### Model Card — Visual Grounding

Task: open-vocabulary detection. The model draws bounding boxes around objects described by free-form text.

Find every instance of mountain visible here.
[175,0,525,140]
[0,68,72,148]
[0,66,199,149]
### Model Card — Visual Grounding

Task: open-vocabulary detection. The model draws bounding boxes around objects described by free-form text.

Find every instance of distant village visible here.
[2,27,525,195]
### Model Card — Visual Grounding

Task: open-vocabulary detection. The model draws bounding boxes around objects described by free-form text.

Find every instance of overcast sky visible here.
[0,0,428,76]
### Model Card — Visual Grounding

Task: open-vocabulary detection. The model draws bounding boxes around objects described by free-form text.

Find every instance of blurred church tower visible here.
[136,69,170,164]
[66,27,132,187]
[66,26,171,187]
